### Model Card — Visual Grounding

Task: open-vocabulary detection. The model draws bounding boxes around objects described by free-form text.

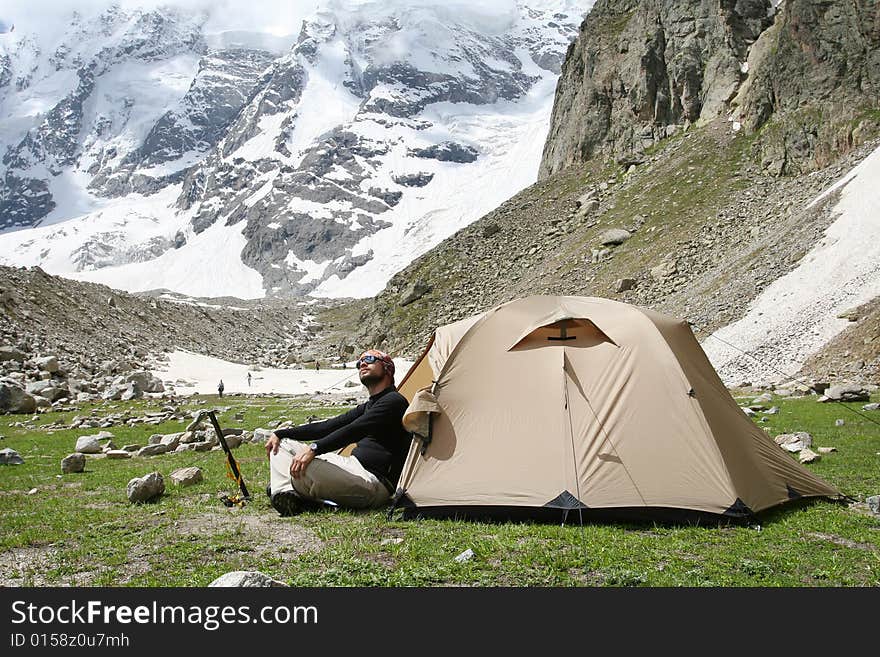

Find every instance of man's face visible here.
[358,358,386,385]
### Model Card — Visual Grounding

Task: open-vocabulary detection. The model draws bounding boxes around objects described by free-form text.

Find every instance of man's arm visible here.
[265,404,364,458]
[308,393,404,455]
[274,404,365,441]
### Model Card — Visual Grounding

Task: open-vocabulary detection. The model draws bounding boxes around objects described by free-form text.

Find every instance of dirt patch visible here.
[0,545,63,586]
[0,510,323,587]
[805,531,878,552]
[172,510,323,556]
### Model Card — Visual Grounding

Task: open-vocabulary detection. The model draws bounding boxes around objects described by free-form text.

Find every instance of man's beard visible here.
[359,371,384,386]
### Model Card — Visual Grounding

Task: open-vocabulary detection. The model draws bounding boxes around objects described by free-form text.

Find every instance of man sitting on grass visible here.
[265,349,411,516]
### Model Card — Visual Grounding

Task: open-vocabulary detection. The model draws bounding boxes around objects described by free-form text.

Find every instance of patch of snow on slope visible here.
[68,216,265,298]
[702,144,880,385]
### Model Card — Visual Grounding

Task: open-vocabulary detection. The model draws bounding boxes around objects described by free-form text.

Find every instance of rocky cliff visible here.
[540,0,880,177]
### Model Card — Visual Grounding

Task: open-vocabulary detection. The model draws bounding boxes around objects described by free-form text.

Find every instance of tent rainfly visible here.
[393,296,841,523]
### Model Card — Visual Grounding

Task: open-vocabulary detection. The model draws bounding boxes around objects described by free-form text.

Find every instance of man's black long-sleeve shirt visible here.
[275,385,412,485]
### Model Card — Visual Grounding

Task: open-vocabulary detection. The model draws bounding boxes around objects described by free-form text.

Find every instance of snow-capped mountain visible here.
[0,1,591,299]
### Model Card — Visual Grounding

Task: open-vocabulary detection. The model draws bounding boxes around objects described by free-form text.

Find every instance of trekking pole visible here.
[187,409,250,504]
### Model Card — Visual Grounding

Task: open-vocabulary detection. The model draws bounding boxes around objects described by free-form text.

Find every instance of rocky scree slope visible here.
[0,265,348,410]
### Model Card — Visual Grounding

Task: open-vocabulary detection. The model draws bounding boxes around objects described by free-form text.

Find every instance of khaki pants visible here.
[269,439,390,509]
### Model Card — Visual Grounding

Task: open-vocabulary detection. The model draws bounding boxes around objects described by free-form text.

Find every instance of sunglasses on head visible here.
[356,354,380,367]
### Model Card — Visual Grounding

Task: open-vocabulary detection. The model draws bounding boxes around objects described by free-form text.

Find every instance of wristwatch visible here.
[308,443,318,453]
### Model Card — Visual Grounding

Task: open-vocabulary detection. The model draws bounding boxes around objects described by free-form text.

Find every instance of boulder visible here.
[35,356,59,373]
[774,432,812,452]
[169,467,203,487]
[137,444,169,457]
[0,448,24,465]
[75,435,102,454]
[599,229,632,246]
[822,385,869,402]
[61,453,86,473]
[127,472,165,503]
[0,383,36,414]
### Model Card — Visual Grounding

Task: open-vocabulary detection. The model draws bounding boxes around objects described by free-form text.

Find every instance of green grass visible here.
[1,393,878,587]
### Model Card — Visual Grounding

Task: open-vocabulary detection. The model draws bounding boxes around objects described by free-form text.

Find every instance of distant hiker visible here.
[265,349,410,516]
[217,380,224,397]
[247,372,252,387]
[314,359,320,371]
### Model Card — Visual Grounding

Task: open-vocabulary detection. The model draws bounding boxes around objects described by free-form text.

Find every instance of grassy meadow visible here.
[1,392,878,587]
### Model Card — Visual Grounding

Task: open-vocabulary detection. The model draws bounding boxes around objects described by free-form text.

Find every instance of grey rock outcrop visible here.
[541,0,774,177]
[541,0,880,178]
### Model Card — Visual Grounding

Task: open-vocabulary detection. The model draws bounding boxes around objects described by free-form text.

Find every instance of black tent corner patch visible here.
[786,484,802,500]
[544,490,587,510]
[392,490,416,508]
[723,498,754,517]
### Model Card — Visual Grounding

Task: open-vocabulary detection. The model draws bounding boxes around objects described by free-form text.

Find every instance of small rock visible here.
[170,466,203,487]
[867,495,880,516]
[817,447,837,454]
[136,444,170,457]
[208,571,288,587]
[105,450,132,459]
[774,432,812,452]
[798,448,820,464]
[862,403,879,411]
[27,488,38,495]
[454,548,475,563]
[614,278,636,293]
[834,419,845,427]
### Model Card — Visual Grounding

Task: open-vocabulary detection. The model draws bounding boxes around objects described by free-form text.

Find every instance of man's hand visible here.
[265,432,281,458]
[290,448,315,478]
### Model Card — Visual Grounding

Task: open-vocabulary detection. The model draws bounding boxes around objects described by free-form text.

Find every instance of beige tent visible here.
[394,295,841,522]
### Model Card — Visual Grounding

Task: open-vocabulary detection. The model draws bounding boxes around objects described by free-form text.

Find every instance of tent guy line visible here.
[699,327,880,430]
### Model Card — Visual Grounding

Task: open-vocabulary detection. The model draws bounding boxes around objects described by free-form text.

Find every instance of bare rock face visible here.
[540,0,773,177]
[733,0,880,175]
[540,0,880,178]
[127,471,165,503]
